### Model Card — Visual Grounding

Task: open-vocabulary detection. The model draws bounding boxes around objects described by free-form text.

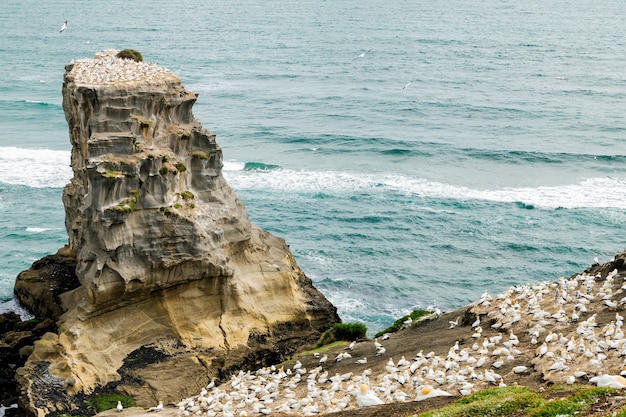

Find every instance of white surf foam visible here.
[25,227,52,233]
[0,147,71,188]
[223,166,626,210]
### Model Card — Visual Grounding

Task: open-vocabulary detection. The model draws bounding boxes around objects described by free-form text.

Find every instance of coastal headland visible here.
[4,50,338,417]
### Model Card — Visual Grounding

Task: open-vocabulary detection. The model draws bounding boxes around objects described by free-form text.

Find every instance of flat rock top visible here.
[67,49,179,87]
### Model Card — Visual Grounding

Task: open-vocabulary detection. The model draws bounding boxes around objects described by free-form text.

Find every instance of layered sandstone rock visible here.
[15,50,338,417]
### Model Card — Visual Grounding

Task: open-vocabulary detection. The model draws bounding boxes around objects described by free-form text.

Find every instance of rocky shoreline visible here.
[4,253,626,416]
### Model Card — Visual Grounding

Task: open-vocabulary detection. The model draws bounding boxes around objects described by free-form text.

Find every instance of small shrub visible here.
[116,49,143,62]
[316,322,367,348]
[174,203,182,209]
[159,166,169,176]
[180,132,191,140]
[374,309,432,338]
[181,191,194,200]
[176,162,187,173]
[162,155,170,163]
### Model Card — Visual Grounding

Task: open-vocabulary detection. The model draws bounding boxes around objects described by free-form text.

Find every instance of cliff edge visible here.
[14,50,338,417]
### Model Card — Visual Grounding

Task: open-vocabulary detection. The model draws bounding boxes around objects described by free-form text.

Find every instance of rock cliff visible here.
[14,50,338,417]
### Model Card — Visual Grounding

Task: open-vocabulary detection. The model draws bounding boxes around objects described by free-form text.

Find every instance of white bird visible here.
[589,374,626,389]
[60,20,67,33]
[352,48,373,61]
[319,355,328,364]
[356,384,384,407]
[448,317,460,329]
[471,315,481,328]
[117,401,123,412]
[512,366,528,374]
[402,81,413,90]
[416,385,453,401]
[148,401,163,412]
[356,357,368,364]
[348,341,356,350]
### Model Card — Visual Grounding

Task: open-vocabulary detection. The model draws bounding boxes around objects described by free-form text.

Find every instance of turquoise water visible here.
[1,0,626,334]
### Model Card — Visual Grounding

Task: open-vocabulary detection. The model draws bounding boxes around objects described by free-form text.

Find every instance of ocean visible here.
[1,0,625,335]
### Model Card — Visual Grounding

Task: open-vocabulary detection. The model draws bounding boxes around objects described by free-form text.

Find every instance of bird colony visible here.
[67,49,178,86]
[169,263,626,417]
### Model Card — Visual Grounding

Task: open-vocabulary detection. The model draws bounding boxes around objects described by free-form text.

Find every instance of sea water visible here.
[1,0,626,335]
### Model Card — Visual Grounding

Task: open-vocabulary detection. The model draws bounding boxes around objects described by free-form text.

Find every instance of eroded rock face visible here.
[15,50,338,417]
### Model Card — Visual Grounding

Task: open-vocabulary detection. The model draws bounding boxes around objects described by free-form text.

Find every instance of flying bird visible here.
[60,20,67,33]
[402,81,413,90]
[352,48,373,61]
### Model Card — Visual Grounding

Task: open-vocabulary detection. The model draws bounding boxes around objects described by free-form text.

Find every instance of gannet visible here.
[416,385,453,401]
[148,401,163,412]
[589,374,626,389]
[117,401,123,412]
[351,48,373,61]
[60,20,67,33]
[356,384,383,406]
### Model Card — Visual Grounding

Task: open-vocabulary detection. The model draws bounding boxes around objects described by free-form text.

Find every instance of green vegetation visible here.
[176,162,187,173]
[107,192,139,216]
[181,191,195,200]
[159,166,169,175]
[316,322,367,348]
[85,392,135,413]
[374,308,433,338]
[159,206,178,218]
[413,385,618,417]
[180,132,191,140]
[162,155,170,163]
[191,150,211,160]
[102,168,125,178]
[116,49,143,62]
[174,203,182,209]
[531,386,616,417]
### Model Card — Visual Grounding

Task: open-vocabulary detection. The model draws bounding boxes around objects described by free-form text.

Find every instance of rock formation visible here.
[14,50,338,417]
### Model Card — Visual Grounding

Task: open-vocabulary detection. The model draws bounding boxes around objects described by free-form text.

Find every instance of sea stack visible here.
[14,50,338,416]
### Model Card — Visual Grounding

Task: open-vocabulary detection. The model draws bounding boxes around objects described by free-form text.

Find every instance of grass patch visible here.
[418,386,542,417]
[107,193,139,216]
[191,150,210,160]
[316,322,367,348]
[413,385,619,417]
[374,309,433,338]
[85,392,135,413]
[530,386,616,417]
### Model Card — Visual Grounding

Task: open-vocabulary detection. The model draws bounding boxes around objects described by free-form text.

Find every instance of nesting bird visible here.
[356,384,384,407]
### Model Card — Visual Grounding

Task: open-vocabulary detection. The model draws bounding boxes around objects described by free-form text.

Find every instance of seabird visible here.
[402,81,413,90]
[60,20,67,33]
[117,401,123,412]
[356,384,384,406]
[351,48,373,61]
